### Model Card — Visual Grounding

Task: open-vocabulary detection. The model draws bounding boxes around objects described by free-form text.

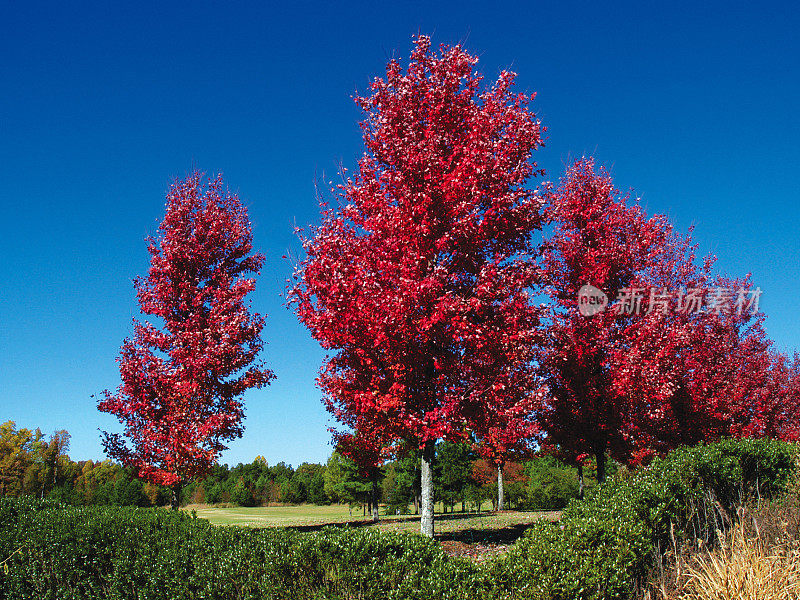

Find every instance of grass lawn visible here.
[186,503,383,526]
[185,501,545,527]
[185,503,560,560]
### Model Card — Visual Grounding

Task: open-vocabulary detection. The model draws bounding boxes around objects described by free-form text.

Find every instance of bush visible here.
[522,455,581,510]
[651,464,800,598]
[0,497,490,599]
[386,499,412,515]
[498,437,797,600]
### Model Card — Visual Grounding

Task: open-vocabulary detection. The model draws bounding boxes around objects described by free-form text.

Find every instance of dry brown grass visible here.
[647,466,800,600]
[677,520,800,599]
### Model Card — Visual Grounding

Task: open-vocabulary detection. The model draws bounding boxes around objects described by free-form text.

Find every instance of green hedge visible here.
[498,437,797,600]
[1,438,795,600]
[0,496,489,600]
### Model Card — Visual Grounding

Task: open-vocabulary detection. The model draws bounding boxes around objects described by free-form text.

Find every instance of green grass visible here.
[186,503,369,526]
[186,501,506,527]
[184,502,561,550]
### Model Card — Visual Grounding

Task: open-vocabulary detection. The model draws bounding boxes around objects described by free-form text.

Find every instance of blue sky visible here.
[1,1,798,468]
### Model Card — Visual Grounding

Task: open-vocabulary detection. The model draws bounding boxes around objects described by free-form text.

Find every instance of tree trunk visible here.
[371,477,379,522]
[577,463,584,499]
[497,462,505,511]
[170,481,182,510]
[413,494,419,514]
[420,440,435,538]
[595,444,607,483]
[462,499,465,513]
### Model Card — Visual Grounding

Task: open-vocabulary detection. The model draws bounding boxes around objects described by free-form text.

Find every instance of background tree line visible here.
[1,421,599,512]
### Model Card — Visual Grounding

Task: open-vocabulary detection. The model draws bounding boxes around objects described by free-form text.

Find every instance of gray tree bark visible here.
[420,440,435,538]
[497,463,505,511]
[170,481,182,510]
[371,477,379,522]
[595,448,607,483]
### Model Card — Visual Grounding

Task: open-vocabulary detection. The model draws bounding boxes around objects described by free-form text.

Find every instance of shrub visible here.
[522,456,580,510]
[497,438,797,600]
[0,498,491,599]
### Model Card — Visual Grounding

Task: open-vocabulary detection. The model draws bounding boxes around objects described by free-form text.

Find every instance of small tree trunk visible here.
[497,462,505,511]
[595,446,607,483]
[371,477,379,522]
[461,499,465,513]
[420,440,435,538]
[577,463,585,499]
[413,494,419,514]
[170,481,182,510]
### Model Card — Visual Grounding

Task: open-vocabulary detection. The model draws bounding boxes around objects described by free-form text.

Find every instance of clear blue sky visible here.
[1,1,798,468]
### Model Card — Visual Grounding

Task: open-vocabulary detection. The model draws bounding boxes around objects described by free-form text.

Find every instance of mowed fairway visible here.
[186,503,560,559]
[186,502,553,528]
[187,503,391,527]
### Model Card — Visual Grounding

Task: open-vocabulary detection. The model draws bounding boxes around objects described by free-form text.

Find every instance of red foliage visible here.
[471,459,496,486]
[538,158,785,476]
[99,173,274,488]
[471,459,525,486]
[538,158,677,472]
[613,273,776,461]
[735,351,800,441]
[473,386,540,467]
[289,36,544,454]
[333,430,388,479]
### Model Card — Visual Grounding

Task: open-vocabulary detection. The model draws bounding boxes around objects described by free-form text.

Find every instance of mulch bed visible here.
[439,539,512,562]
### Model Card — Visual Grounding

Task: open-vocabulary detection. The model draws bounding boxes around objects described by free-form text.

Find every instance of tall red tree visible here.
[289,36,544,536]
[613,274,774,462]
[99,173,274,508]
[472,384,540,510]
[735,350,800,441]
[538,158,677,481]
[540,158,779,480]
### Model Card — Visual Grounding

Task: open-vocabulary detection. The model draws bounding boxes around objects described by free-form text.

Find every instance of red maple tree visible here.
[613,274,774,462]
[99,172,274,508]
[289,36,544,536]
[540,158,783,480]
[734,350,800,441]
[637,302,799,449]
[538,158,678,480]
[472,384,540,510]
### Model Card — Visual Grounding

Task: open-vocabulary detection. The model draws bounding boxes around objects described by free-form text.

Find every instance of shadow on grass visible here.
[436,523,530,544]
[285,511,533,544]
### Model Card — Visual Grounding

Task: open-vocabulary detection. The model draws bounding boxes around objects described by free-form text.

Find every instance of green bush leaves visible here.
[1,439,795,600]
